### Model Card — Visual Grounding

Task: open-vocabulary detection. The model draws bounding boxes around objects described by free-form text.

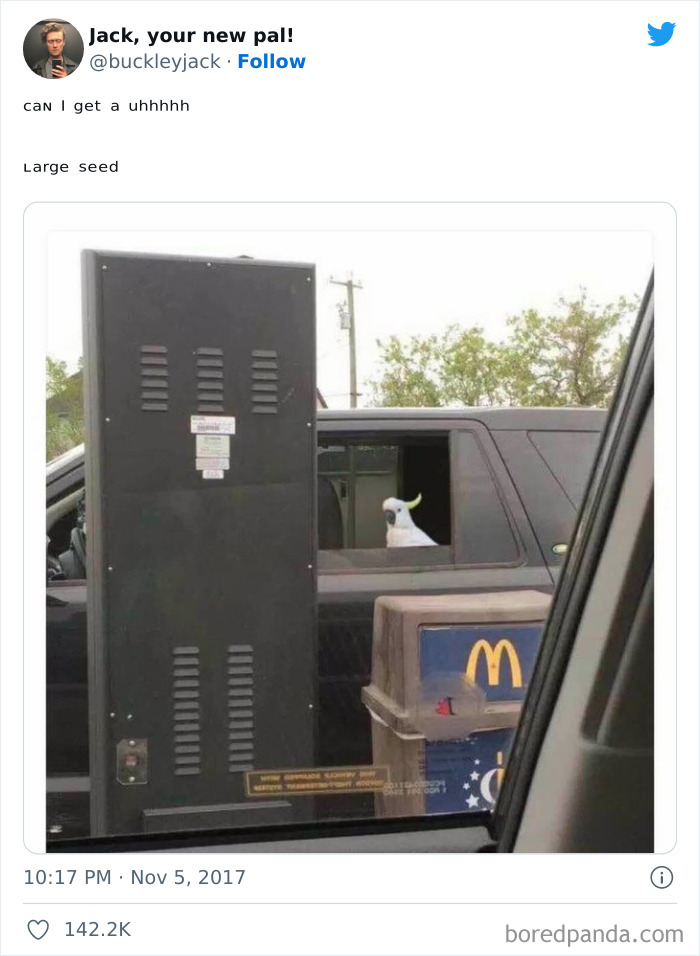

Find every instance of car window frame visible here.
[317,418,544,575]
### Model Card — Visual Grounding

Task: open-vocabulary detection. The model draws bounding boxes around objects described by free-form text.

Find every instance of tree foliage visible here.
[369,292,638,409]
[46,358,84,461]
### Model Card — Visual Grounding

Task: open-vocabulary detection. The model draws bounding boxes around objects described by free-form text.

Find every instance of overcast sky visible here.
[47,230,652,407]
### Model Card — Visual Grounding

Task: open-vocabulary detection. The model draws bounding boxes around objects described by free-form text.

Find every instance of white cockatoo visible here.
[382,493,437,547]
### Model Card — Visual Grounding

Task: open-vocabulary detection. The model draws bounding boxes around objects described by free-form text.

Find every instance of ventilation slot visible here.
[251,350,278,414]
[196,347,224,413]
[227,644,254,773]
[140,346,169,411]
[172,646,201,776]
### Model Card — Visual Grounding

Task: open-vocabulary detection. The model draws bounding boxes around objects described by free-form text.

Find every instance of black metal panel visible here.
[84,252,316,836]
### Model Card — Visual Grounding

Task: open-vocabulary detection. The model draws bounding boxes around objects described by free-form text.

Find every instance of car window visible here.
[451,430,521,565]
[318,443,402,549]
[526,430,602,508]
[318,437,451,549]
[317,430,523,570]
[491,427,603,566]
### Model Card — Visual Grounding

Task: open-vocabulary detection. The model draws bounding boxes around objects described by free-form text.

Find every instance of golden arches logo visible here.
[465,639,523,688]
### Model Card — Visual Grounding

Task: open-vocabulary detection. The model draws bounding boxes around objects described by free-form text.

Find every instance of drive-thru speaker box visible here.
[83,252,317,836]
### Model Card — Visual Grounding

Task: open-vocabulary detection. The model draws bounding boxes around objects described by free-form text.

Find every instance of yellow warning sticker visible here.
[245,765,390,797]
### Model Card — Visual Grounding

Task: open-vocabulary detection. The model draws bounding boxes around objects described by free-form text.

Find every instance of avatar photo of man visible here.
[24,20,84,78]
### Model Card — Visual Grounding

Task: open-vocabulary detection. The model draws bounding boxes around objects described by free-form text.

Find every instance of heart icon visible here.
[27,921,49,940]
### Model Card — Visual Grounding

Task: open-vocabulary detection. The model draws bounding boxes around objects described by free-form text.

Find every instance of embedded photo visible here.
[43,223,653,853]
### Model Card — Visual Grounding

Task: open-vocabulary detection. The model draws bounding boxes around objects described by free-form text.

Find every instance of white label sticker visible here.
[196,434,230,458]
[196,458,230,471]
[191,416,236,435]
[201,469,225,480]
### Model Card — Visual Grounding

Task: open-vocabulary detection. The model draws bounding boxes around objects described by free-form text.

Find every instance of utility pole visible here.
[329,275,362,547]
[330,275,362,408]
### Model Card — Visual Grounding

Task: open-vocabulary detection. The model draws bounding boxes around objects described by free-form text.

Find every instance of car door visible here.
[494,278,654,853]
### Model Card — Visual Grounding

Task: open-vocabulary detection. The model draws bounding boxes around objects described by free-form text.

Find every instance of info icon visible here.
[650,866,673,889]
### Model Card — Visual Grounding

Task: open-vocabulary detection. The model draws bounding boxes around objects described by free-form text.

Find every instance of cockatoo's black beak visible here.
[384,510,396,526]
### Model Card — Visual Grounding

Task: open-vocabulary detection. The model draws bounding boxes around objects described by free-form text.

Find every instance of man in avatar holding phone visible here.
[32,22,78,79]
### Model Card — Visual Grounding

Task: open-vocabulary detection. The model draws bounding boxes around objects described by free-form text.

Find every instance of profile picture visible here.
[24,19,84,78]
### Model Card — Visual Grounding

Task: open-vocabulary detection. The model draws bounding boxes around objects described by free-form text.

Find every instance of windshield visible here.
[45,231,649,849]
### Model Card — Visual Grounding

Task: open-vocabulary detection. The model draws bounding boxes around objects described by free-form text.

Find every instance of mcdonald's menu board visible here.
[419,623,544,813]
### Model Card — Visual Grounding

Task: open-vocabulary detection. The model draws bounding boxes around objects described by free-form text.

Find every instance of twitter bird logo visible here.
[648,22,676,46]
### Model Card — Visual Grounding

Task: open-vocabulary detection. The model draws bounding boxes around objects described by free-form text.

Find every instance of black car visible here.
[47,406,605,840]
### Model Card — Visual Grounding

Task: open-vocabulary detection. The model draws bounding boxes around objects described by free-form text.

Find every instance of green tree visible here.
[46,357,84,461]
[369,292,637,409]
[369,326,503,407]
[499,293,637,407]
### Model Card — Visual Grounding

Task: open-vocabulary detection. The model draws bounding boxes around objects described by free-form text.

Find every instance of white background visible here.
[2,2,699,955]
